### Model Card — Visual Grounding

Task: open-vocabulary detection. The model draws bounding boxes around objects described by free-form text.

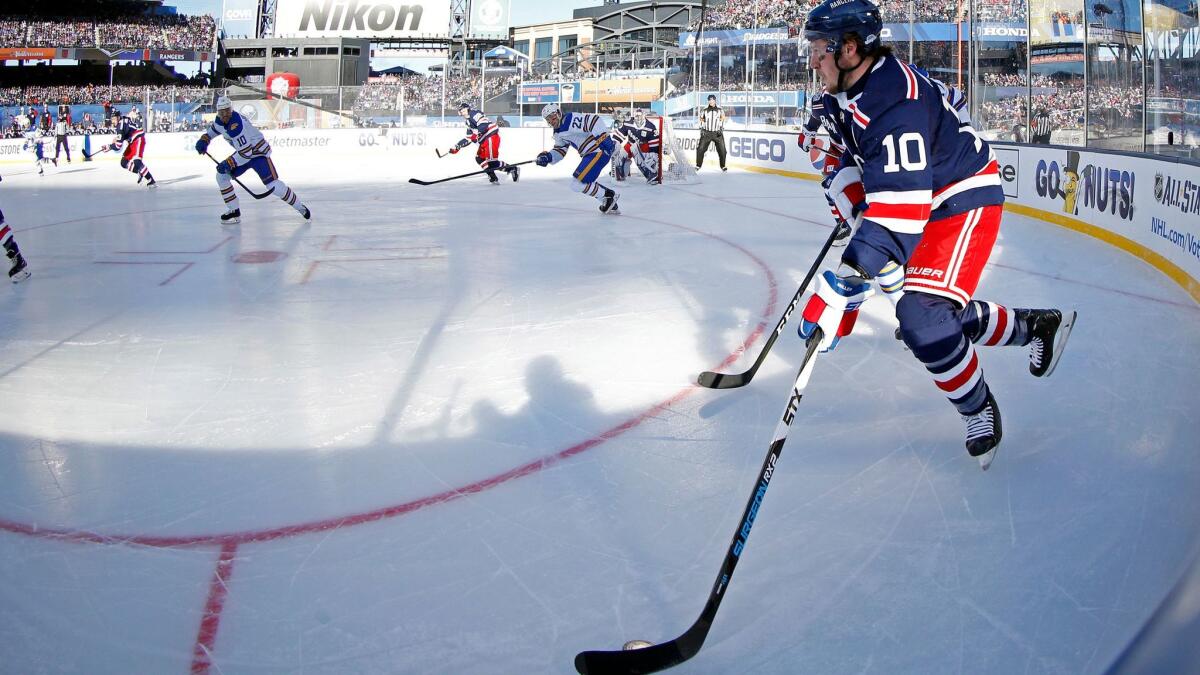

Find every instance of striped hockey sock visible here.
[271,180,306,214]
[962,301,1030,347]
[926,336,990,415]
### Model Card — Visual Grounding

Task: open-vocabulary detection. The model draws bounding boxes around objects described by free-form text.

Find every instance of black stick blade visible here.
[575,639,689,675]
[696,370,749,389]
[408,178,433,185]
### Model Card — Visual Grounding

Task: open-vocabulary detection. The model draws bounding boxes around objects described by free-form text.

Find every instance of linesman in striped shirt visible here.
[1031,108,1053,144]
[696,95,727,171]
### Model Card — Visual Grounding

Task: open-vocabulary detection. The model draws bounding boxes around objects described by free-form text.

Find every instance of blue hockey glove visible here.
[216,158,232,175]
[195,136,209,155]
[535,151,553,167]
[108,142,120,152]
[454,138,470,150]
[798,269,875,352]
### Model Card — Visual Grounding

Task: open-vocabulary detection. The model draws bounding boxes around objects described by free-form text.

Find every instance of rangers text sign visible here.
[274,0,450,39]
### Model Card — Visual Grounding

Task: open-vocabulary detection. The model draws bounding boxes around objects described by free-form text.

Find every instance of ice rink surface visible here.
[1,152,1199,674]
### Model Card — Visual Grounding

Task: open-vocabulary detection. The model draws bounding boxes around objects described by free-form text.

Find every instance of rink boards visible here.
[7,126,1198,301]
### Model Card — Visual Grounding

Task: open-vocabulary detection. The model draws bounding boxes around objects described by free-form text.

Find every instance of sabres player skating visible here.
[194,96,311,225]
[535,104,620,214]
[449,102,519,184]
[796,0,1076,470]
[22,131,52,176]
[107,116,157,187]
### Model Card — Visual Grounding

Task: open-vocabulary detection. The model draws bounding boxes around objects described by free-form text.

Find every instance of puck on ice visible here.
[623,640,653,650]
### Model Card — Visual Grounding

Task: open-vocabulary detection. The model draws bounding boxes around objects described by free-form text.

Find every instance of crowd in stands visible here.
[0,84,211,107]
[353,74,522,115]
[0,14,216,50]
[685,0,1037,30]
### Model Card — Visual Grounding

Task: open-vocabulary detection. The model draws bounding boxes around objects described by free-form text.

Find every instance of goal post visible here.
[649,114,700,185]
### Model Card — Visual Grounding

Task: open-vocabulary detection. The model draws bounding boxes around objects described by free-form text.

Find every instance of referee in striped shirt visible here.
[697,95,727,171]
[1031,108,1053,144]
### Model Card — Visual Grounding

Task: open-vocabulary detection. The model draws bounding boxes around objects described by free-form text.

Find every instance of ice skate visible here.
[1023,309,1076,378]
[220,208,241,225]
[507,165,520,182]
[962,391,1002,471]
[301,205,312,221]
[599,188,620,214]
[8,254,29,283]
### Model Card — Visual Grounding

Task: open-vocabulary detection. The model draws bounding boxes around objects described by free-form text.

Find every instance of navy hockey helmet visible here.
[803,0,884,55]
[457,101,471,112]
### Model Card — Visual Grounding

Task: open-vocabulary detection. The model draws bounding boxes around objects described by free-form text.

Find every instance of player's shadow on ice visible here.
[154,174,203,187]
[468,355,599,450]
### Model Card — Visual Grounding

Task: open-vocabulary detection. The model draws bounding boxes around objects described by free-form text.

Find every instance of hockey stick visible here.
[205,151,272,199]
[407,160,532,186]
[697,223,839,389]
[575,330,825,675]
[81,145,109,160]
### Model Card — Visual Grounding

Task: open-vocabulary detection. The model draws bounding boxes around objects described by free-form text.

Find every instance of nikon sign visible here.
[273,0,451,39]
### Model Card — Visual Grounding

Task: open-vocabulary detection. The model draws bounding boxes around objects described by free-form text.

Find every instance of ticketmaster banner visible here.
[273,0,451,39]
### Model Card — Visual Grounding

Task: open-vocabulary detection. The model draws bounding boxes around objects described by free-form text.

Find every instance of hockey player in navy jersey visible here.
[796,0,1075,470]
[450,103,519,184]
[109,116,157,187]
[535,103,620,214]
[614,110,662,184]
[195,96,310,225]
[0,174,31,283]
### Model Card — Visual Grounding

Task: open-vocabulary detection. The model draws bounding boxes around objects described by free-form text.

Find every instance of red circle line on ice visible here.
[232,250,286,263]
[0,198,781,548]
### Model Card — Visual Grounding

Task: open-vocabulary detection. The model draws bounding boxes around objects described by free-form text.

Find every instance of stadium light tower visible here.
[448,0,470,77]
[255,0,277,38]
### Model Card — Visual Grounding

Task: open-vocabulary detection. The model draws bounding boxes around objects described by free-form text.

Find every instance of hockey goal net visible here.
[648,115,700,184]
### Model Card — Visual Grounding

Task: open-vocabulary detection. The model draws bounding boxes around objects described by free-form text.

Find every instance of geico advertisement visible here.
[273,0,451,39]
[676,130,822,177]
[1017,145,1200,283]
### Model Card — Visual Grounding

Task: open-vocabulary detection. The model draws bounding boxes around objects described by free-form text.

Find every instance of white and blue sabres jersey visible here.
[824,54,1002,274]
[547,112,615,164]
[203,111,270,163]
[462,108,498,143]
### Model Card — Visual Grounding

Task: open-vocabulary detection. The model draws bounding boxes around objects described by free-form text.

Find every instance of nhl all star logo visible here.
[476,0,503,26]
[1154,173,1165,202]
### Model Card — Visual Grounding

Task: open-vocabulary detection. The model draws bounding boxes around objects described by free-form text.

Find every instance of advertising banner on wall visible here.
[1003,143,1200,286]
[221,0,260,38]
[0,47,71,60]
[519,82,582,105]
[273,0,451,39]
[580,78,662,103]
[679,27,794,48]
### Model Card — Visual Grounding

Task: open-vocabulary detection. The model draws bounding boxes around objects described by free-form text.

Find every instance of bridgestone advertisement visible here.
[273,0,451,39]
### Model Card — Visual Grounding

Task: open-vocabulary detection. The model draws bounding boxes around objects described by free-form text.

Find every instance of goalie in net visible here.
[611,109,699,185]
